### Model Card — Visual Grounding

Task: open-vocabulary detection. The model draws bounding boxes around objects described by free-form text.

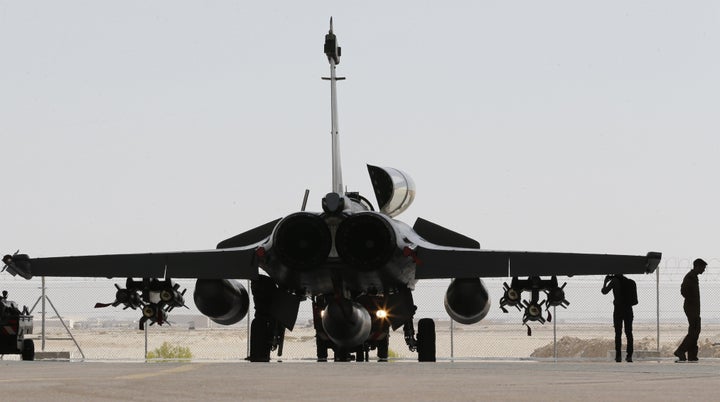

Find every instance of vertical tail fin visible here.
[322,17,345,194]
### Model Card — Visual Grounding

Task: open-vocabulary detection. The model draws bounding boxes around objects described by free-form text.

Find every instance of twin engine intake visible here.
[272,212,399,271]
[273,213,332,271]
[267,165,415,273]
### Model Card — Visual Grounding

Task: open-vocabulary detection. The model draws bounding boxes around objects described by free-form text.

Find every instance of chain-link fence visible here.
[2,257,719,361]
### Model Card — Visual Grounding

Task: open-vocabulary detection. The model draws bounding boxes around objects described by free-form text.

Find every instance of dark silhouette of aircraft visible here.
[3,18,661,362]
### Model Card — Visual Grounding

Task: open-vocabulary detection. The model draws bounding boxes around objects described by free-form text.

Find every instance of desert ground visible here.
[8,321,719,362]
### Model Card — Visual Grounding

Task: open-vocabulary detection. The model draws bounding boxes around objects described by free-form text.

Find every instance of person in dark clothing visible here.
[674,258,707,362]
[602,274,638,362]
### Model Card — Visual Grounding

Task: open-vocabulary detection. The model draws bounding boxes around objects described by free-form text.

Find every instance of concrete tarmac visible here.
[1,360,718,401]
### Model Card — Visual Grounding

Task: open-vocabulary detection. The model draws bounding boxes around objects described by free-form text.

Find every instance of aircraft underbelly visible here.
[260,258,415,297]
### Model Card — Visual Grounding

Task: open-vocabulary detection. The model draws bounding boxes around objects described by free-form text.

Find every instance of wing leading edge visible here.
[4,247,260,280]
[414,245,661,279]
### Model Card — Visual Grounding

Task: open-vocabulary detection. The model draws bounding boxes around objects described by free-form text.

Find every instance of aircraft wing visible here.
[3,219,283,280]
[3,246,260,280]
[413,244,661,279]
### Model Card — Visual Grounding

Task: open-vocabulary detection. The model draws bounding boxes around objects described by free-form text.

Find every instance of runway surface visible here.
[1,360,717,401]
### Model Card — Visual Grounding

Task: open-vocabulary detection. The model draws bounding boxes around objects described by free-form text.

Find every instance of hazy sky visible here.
[2,1,719,266]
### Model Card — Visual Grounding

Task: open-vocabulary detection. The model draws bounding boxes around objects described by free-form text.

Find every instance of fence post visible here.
[41,276,46,351]
[144,321,148,361]
[450,318,454,362]
[656,262,660,353]
[553,305,557,362]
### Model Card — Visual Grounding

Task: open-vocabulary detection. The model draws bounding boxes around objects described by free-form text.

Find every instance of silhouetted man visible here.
[674,258,707,362]
[0,290,7,318]
[602,274,638,362]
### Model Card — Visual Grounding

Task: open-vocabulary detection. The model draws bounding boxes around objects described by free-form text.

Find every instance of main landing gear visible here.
[310,290,437,363]
[312,296,392,362]
[416,318,436,362]
[247,276,297,362]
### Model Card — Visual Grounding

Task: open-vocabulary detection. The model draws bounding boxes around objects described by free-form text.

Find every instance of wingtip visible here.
[646,251,662,274]
[1,253,33,279]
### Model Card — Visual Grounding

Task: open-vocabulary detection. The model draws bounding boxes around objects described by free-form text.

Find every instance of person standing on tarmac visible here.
[602,274,638,362]
[674,258,707,362]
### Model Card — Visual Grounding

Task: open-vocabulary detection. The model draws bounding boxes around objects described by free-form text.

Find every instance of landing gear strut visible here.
[416,318,436,362]
[249,317,272,362]
[247,276,292,362]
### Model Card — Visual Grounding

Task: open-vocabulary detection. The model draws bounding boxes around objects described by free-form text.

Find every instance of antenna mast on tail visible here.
[322,17,345,194]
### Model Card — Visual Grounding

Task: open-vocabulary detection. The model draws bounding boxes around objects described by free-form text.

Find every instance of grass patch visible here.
[146,341,192,362]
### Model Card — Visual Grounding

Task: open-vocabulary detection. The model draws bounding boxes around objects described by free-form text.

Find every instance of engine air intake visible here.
[335,213,396,270]
[273,213,332,271]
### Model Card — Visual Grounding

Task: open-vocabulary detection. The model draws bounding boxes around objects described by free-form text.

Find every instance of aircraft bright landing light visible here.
[375,309,388,319]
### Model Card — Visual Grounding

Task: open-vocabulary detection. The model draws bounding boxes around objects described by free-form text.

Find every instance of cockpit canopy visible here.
[367,165,416,218]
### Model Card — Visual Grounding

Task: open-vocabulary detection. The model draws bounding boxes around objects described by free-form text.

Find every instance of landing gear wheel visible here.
[333,347,352,362]
[417,318,436,362]
[377,336,389,362]
[355,346,368,362]
[21,339,35,361]
[316,338,329,362]
[249,318,272,362]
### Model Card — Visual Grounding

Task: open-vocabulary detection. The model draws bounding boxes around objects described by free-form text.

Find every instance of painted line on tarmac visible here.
[115,363,205,380]
[0,377,88,384]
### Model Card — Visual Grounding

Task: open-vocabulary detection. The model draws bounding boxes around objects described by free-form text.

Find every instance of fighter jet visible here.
[3,19,661,362]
